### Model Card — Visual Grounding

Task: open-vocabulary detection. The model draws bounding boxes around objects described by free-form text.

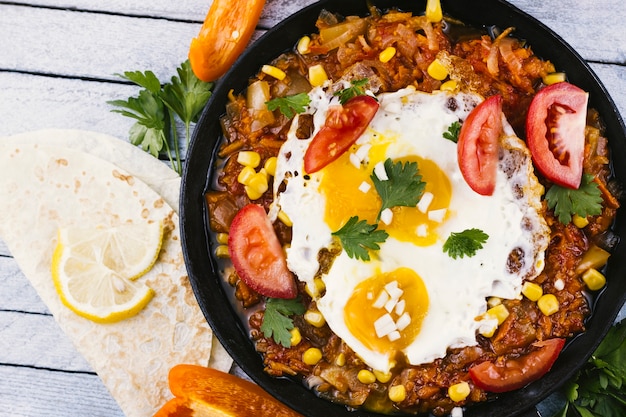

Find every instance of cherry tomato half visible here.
[526,82,588,189]
[228,204,297,299]
[457,95,503,196]
[304,95,379,174]
[189,0,266,82]
[469,338,565,393]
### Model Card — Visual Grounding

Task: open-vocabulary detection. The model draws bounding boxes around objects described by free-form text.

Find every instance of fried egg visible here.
[270,85,550,373]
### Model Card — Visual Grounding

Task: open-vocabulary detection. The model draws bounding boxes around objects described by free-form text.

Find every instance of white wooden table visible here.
[0,0,624,415]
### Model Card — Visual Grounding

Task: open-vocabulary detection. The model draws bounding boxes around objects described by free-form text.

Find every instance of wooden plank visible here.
[0,257,49,314]
[0,365,123,417]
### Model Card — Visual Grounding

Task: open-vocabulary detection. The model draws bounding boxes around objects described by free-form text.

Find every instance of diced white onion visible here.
[416,224,428,237]
[417,192,434,213]
[355,144,371,162]
[395,299,406,315]
[373,290,389,309]
[374,313,397,338]
[349,152,361,169]
[387,330,401,341]
[395,312,411,330]
[384,297,397,313]
[554,278,565,291]
[374,161,388,181]
[428,208,447,223]
[380,208,393,225]
[385,281,403,300]
[358,181,371,193]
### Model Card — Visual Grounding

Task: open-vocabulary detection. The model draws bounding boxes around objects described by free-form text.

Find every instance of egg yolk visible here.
[319,142,451,246]
[344,267,428,355]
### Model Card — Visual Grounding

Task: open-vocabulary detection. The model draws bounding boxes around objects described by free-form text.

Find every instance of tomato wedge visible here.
[189,0,266,82]
[304,95,379,174]
[228,204,296,299]
[469,338,565,393]
[526,82,588,189]
[457,95,503,196]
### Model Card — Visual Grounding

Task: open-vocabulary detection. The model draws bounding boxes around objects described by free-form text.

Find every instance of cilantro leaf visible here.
[332,216,389,261]
[371,158,426,221]
[114,69,162,94]
[443,228,489,259]
[260,297,306,347]
[443,121,462,143]
[334,78,369,105]
[545,173,603,224]
[266,93,311,119]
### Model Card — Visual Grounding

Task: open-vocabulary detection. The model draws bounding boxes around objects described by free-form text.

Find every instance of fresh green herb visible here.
[332,216,389,261]
[443,121,462,143]
[266,93,311,119]
[108,60,213,175]
[371,158,426,221]
[334,78,369,105]
[260,297,306,348]
[545,173,603,224]
[443,228,489,259]
[552,319,626,417]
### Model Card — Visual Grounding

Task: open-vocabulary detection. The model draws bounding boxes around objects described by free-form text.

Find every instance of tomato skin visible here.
[526,82,588,189]
[304,95,380,174]
[457,95,503,196]
[189,0,266,82]
[228,204,296,299]
[469,338,565,393]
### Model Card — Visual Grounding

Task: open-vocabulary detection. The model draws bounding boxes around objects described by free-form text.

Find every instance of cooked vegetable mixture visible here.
[205,5,619,416]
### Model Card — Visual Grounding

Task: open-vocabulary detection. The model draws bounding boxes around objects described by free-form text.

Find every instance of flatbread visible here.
[0,132,232,416]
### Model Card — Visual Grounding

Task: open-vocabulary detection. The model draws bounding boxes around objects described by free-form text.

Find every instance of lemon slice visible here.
[51,222,163,323]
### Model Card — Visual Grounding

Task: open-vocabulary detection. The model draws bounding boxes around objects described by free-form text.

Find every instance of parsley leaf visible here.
[443,228,489,259]
[266,93,311,119]
[371,158,426,221]
[443,121,462,143]
[260,297,306,347]
[108,60,213,175]
[545,173,603,224]
[553,319,626,417]
[332,216,389,261]
[334,78,369,105]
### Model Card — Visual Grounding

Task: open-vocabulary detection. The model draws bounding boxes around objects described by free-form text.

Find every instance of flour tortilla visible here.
[0,131,232,416]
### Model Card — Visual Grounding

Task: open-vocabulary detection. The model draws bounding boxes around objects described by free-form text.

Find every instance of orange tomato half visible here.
[189,0,266,82]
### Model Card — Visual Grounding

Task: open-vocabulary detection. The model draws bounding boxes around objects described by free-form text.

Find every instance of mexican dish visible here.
[204,4,619,416]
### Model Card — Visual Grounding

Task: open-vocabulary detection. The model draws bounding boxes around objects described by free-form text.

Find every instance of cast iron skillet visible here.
[180,1,626,416]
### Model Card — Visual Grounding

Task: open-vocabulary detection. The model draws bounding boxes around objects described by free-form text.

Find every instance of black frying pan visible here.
[180,1,626,416]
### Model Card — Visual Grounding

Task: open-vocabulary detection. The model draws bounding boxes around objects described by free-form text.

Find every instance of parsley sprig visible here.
[260,297,306,348]
[332,216,389,261]
[334,78,369,104]
[443,121,462,143]
[443,228,489,259]
[371,159,426,221]
[545,173,603,224]
[266,93,311,119]
[108,60,213,175]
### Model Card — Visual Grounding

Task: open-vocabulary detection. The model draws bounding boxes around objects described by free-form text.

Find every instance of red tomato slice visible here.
[457,95,503,196]
[304,95,379,174]
[526,82,588,189]
[469,338,565,393]
[228,204,297,299]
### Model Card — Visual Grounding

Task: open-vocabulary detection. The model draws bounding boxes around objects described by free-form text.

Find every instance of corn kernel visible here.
[388,385,407,402]
[522,282,543,301]
[335,353,346,366]
[305,277,326,298]
[374,370,393,383]
[264,156,278,176]
[486,304,509,325]
[237,166,256,186]
[261,64,287,81]
[309,64,328,87]
[290,327,302,346]
[573,214,590,228]
[379,46,396,63]
[537,294,559,316]
[277,210,293,227]
[427,59,448,80]
[440,79,458,91]
[487,297,502,308]
[216,232,229,244]
[582,268,606,291]
[303,348,322,365]
[245,172,269,200]
[227,88,236,102]
[237,150,261,168]
[543,72,566,85]
[425,0,443,22]
[215,245,230,258]
[304,309,326,328]
[357,369,376,384]
[448,382,471,403]
[297,35,311,54]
